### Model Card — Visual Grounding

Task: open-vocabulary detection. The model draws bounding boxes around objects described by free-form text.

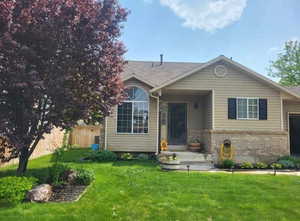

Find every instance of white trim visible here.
[150,55,300,100]
[104,117,108,150]
[212,90,215,129]
[236,97,259,120]
[150,93,160,154]
[281,96,284,130]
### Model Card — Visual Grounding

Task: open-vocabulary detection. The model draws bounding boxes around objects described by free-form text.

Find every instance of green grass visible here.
[1,149,300,221]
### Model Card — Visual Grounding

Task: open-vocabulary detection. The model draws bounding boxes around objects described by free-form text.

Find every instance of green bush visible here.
[240,162,254,169]
[88,150,117,162]
[120,153,134,160]
[74,168,95,185]
[277,160,295,169]
[277,156,297,162]
[254,162,268,169]
[221,159,235,169]
[270,163,283,169]
[48,163,72,186]
[0,176,37,204]
[137,153,149,161]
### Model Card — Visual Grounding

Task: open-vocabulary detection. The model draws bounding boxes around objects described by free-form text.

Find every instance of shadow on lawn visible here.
[0,167,50,183]
[50,148,93,163]
[112,160,159,168]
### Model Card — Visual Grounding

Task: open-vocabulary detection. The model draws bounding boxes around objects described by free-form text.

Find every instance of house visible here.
[103,55,300,163]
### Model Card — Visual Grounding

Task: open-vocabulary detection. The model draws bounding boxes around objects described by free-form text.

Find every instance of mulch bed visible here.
[49,185,88,202]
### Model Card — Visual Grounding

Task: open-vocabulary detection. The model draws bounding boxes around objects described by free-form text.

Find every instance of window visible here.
[117,87,149,133]
[237,98,258,120]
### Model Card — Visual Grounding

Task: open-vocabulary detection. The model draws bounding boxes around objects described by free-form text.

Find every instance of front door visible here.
[290,114,300,156]
[168,103,187,145]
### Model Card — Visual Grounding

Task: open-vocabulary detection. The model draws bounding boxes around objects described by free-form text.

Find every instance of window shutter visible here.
[259,99,268,120]
[228,98,237,119]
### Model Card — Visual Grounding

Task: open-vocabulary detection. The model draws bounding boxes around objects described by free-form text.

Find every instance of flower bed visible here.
[216,156,300,171]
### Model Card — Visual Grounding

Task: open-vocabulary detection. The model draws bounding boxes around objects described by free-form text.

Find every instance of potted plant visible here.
[188,138,202,152]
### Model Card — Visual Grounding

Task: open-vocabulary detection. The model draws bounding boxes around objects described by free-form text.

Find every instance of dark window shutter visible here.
[228,98,237,119]
[259,99,268,120]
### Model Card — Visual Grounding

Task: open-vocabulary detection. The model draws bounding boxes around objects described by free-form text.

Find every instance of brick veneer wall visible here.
[202,130,289,164]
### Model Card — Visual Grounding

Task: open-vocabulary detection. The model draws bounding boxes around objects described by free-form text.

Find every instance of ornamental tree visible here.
[0,0,128,174]
[268,40,300,86]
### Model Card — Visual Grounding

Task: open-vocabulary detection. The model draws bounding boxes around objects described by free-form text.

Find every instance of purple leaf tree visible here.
[0,0,128,174]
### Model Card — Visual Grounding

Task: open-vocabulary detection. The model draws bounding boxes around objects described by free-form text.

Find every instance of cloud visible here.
[159,0,247,32]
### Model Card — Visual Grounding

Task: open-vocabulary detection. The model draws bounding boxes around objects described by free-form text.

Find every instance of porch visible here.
[159,89,213,152]
[158,150,214,170]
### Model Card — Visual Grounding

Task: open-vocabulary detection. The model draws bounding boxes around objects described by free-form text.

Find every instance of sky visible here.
[118,0,300,77]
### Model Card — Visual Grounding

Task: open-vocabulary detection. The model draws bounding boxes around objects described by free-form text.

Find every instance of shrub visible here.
[277,156,297,162]
[240,162,254,169]
[277,160,295,169]
[270,163,283,169]
[88,150,117,162]
[137,153,149,161]
[120,153,134,160]
[0,176,37,204]
[48,163,72,186]
[254,162,268,169]
[74,168,95,185]
[220,159,235,169]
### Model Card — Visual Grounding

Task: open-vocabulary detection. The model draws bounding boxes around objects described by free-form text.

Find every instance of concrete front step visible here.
[158,151,215,171]
[168,145,187,151]
[159,151,213,163]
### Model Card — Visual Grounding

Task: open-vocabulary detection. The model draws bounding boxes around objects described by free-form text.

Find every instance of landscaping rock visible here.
[26,184,53,202]
[63,170,78,184]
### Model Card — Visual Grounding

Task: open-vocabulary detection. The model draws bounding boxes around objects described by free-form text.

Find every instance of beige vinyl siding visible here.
[282,100,300,130]
[203,92,213,129]
[106,79,158,152]
[166,63,282,131]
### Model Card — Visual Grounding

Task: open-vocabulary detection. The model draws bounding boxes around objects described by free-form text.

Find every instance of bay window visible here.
[117,87,149,134]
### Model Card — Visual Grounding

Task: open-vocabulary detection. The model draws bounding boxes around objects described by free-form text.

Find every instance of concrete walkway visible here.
[187,169,300,176]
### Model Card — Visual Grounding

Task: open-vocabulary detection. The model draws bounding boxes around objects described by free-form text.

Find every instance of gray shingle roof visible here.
[122,60,205,87]
[286,86,300,96]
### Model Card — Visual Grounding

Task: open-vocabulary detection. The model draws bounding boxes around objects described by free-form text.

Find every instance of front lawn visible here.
[1,149,300,221]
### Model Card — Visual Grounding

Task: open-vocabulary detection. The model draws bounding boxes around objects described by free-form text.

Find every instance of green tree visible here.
[268,40,300,86]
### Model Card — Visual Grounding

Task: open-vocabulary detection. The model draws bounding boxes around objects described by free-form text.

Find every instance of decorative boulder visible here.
[26,184,53,202]
[66,170,78,184]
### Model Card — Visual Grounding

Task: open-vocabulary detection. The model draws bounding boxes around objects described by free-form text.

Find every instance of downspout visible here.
[150,92,160,155]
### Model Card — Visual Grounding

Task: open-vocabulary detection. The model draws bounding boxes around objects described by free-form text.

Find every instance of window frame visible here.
[116,87,150,134]
[236,97,259,120]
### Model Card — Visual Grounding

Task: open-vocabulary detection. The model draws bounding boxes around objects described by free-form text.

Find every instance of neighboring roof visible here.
[286,86,300,96]
[122,55,300,99]
[122,61,205,87]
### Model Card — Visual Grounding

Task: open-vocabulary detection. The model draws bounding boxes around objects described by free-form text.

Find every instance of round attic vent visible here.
[214,65,227,77]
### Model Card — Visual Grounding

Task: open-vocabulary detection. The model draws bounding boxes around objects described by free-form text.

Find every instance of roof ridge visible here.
[126,60,204,64]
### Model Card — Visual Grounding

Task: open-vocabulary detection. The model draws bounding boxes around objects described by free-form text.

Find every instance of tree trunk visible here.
[17,148,30,175]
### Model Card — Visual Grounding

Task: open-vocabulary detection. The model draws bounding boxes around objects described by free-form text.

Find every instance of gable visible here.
[124,77,153,92]
[150,56,300,100]
[165,61,280,97]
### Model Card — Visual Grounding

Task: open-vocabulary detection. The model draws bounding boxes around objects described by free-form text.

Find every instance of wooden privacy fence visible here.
[70,125,102,148]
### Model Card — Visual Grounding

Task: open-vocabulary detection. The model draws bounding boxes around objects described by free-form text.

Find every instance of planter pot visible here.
[188,143,202,152]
